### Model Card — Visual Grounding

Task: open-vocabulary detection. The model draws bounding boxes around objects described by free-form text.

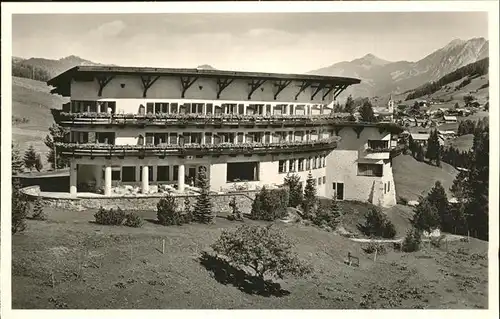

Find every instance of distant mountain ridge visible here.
[309,37,489,99]
[13,55,105,80]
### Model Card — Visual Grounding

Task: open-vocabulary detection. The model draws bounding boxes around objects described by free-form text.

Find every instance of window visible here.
[323,176,326,184]
[384,183,387,194]
[305,158,311,170]
[111,167,121,181]
[238,104,245,114]
[206,104,213,114]
[170,103,178,114]
[122,166,136,182]
[388,181,391,192]
[289,104,294,115]
[145,133,154,145]
[96,132,115,144]
[357,164,383,177]
[173,165,179,180]
[169,133,178,144]
[332,182,344,200]
[154,133,167,145]
[368,140,389,150]
[265,104,271,115]
[157,166,170,182]
[289,160,296,172]
[146,103,154,114]
[318,177,322,185]
[298,158,304,171]
[227,162,259,182]
[279,160,286,173]
[323,156,326,167]
[237,133,244,143]
[191,133,202,144]
[312,157,317,169]
[204,132,212,144]
[264,132,271,144]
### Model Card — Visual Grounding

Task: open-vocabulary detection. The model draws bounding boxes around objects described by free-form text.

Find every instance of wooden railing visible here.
[55,137,339,157]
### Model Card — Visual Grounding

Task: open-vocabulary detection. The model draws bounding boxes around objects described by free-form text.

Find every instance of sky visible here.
[12,12,489,74]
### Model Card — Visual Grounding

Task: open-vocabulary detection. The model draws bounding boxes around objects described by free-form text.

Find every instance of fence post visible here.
[162,239,165,254]
[51,272,55,288]
[374,248,378,262]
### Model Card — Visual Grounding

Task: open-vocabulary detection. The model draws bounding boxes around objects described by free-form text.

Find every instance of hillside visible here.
[12,206,487,309]
[13,55,104,81]
[392,155,458,201]
[404,58,488,101]
[12,76,67,167]
[309,37,489,99]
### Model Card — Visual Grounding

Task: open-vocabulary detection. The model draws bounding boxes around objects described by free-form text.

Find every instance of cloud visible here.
[88,20,126,39]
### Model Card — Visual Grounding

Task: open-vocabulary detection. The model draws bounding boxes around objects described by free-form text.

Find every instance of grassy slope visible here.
[392,155,458,201]
[395,74,489,109]
[12,76,68,167]
[12,207,487,309]
[445,134,474,152]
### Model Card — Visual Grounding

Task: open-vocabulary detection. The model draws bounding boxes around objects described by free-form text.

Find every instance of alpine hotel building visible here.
[48,66,398,208]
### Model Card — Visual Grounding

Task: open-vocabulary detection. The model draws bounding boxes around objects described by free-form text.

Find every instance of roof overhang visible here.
[47,65,361,97]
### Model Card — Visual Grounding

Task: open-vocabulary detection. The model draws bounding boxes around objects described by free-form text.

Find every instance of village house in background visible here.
[47,66,400,207]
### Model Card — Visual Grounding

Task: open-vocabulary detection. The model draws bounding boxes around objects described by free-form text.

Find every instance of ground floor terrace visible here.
[69,153,329,197]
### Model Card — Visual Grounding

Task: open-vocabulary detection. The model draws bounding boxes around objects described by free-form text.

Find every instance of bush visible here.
[430,235,446,248]
[402,228,422,252]
[183,196,194,224]
[363,243,387,255]
[312,198,341,231]
[211,224,312,280]
[397,196,409,205]
[124,212,143,228]
[94,207,126,225]
[12,179,29,234]
[157,193,183,226]
[227,196,244,221]
[250,187,289,221]
[32,197,46,220]
[359,207,397,239]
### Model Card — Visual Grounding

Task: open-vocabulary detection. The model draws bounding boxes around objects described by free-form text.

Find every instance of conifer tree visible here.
[344,95,355,114]
[426,130,441,166]
[193,167,213,224]
[35,154,43,172]
[359,100,376,122]
[44,123,70,169]
[301,172,317,218]
[411,197,440,233]
[284,173,303,208]
[24,145,38,172]
[12,143,24,175]
[426,181,450,231]
[328,197,341,230]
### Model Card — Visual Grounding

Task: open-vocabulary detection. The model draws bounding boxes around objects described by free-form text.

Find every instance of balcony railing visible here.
[365,147,391,153]
[55,137,339,157]
[56,112,354,127]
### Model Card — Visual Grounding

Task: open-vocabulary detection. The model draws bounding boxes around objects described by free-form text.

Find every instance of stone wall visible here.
[22,185,257,214]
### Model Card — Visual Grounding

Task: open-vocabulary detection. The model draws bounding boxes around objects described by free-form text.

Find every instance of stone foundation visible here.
[21,185,257,214]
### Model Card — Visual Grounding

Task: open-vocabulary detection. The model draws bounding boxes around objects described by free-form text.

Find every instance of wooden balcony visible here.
[56,137,339,158]
[56,112,353,128]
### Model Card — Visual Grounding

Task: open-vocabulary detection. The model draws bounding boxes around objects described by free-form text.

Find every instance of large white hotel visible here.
[48,66,398,207]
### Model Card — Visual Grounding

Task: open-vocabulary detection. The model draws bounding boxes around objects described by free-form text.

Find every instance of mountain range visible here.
[308,37,489,99]
[13,37,488,99]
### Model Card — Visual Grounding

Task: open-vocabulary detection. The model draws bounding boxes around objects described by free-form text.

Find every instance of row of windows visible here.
[103,165,179,182]
[357,163,383,177]
[70,130,333,145]
[70,100,330,116]
[278,156,327,173]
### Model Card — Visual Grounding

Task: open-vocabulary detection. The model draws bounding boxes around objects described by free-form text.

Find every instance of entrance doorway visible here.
[188,167,196,186]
